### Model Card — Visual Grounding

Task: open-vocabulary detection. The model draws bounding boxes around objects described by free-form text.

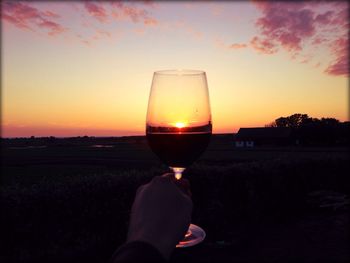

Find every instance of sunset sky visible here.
[1,1,349,137]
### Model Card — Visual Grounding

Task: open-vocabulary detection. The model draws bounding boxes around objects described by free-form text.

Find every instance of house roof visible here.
[235,127,292,140]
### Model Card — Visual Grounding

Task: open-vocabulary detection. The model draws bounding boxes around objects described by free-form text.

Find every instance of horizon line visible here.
[0,132,236,139]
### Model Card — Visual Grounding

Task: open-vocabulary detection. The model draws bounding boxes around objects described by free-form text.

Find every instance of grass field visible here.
[1,135,349,262]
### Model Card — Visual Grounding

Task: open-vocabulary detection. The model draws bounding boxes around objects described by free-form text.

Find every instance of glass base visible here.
[176,224,206,248]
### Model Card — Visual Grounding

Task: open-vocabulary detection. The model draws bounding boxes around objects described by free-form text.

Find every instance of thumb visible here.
[161,173,192,198]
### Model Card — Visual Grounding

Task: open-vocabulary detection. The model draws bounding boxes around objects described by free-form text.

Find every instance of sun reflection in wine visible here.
[174,122,187,129]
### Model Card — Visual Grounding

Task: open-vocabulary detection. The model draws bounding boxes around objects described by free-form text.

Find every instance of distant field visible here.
[2,135,348,168]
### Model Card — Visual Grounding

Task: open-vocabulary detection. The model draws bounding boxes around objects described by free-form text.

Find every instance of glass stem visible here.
[171,167,185,180]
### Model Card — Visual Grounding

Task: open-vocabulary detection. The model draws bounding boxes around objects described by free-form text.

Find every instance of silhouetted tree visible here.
[265,121,277,127]
[266,114,347,146]
[320,118,339,126]
[274,113,310,128]
[274,117,288,127]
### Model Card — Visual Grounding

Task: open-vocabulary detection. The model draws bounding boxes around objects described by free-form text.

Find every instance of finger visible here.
[161,173,174,180]
[152,175,171,183]
[161,173,192,198]
[174,178,192,198]
[136,184,147,196]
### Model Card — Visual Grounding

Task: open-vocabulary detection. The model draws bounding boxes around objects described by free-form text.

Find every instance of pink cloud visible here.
[110,2,158,26]
[325,37,349,76]
[215,38,247,51]
[254,2,315,53]
[78,2,158,44]
[1,1,66,35]
[43,10,61,19]
[250,36,277,54]
[249,1,349,77]
[142,0,158,9]
[1,1,159,45]
[122,5,146,23]
[75,33,91,46]
[1,13,29,30]
[315,10,333,25]
[325,55,348,76]
[1,1,40,30]
[229,43,247,49]
[144,17,157,26]
[84,2,108,23]
[311,37,328,45]
[39,20,66,36]
[90,29,113,41]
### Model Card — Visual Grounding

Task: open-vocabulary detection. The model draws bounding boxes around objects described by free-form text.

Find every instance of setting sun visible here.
[174,122,186,129]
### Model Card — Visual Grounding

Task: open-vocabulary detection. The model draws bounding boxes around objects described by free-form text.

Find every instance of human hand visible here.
[126,174,193,260]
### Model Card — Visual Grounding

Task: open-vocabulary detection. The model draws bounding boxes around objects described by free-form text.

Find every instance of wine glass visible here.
[146,69,212,247]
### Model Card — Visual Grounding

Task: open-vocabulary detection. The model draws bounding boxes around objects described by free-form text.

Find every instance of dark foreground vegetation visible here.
[1,135,349,262]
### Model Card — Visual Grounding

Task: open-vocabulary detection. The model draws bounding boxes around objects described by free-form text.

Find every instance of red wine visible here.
[146,132,211,168]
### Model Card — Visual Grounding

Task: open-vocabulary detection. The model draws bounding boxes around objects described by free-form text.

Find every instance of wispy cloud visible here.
[43,10,61,19]
[83,1,159,26]
[82,1,159,26]
[1,1,159,47]
[229,43,247,49]
[218,2,348,77]
[1,1,205,45]
[254,2,316,53]
[324,37,348,76]
[110,1,158,26]
[1,1,66,35]
[215,38,247,50]
[143,17,157,26]
[2,1,347,77]
[84,2,108,23]
[1,1,159,44]
[38,20,66,36]
[251,1,349,77]
[250,36,277,54]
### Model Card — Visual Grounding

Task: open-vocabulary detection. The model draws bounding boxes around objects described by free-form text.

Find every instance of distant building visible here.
[234,127,294,147]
